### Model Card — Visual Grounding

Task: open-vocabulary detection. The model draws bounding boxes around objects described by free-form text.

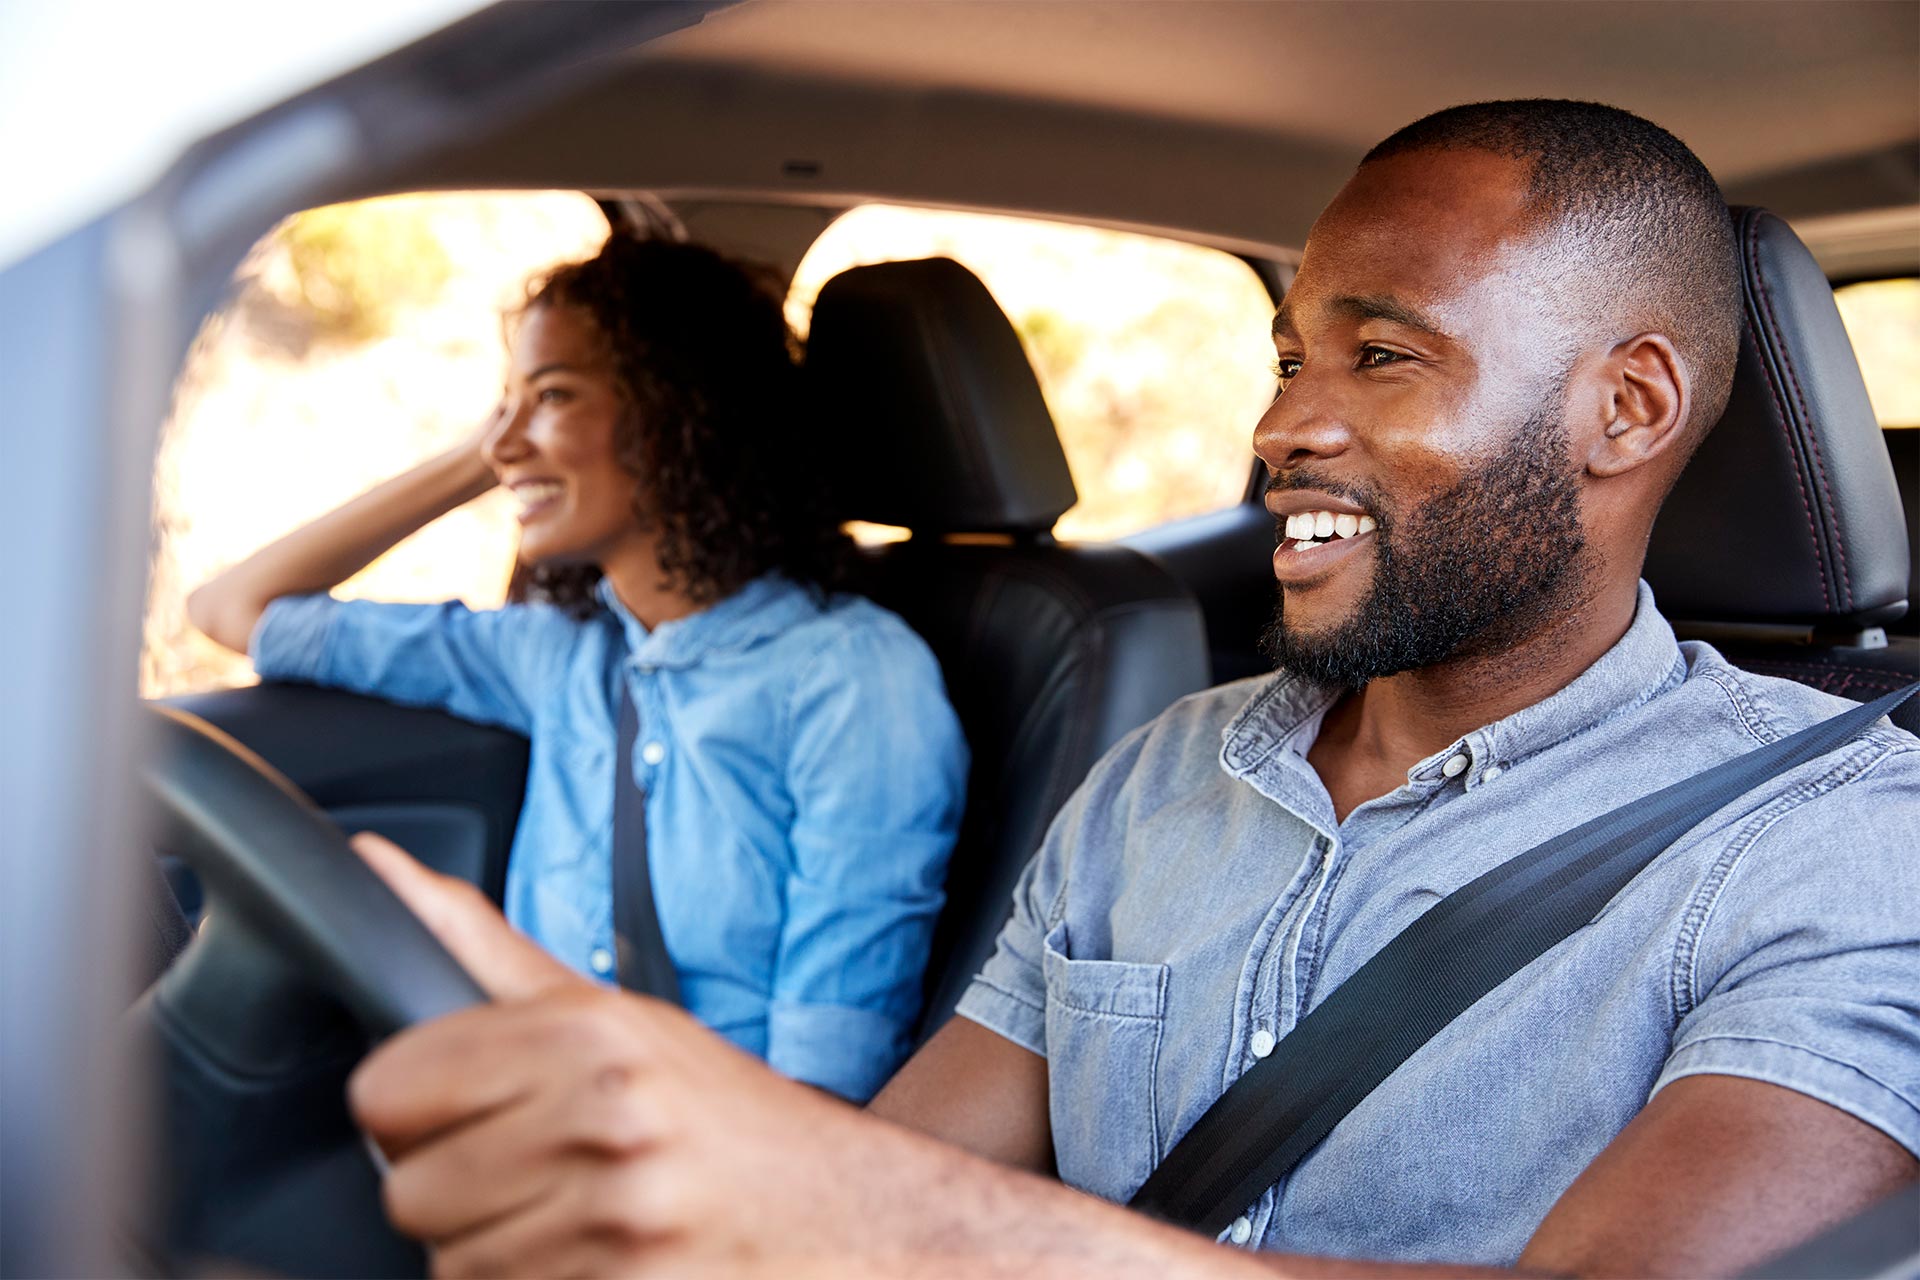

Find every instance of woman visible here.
[188,234,968,1102]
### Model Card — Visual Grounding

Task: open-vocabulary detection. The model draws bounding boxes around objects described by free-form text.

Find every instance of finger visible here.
[351,1002,546,1157]
[352,832,578,1001]
[352,987,657,1158]
[381,1040,666,1241]
[430,1157,676,1280]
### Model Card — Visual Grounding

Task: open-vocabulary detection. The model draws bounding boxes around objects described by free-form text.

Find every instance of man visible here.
[349,101,1919,1277]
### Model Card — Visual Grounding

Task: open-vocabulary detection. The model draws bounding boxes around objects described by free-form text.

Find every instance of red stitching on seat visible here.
[1744,213,1834,611]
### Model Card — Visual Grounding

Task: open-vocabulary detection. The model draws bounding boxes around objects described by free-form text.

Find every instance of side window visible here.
[1832,277,1920,427]
[786,205,1279,542]
[143,192,610,698]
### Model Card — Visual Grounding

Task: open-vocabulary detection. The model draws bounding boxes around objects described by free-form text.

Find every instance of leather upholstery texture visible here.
[1646,207,1909,628]
[853,542,1208,1039]
[1883,427,1918,638]
[806,257,1210,1038]
[806,257,1080,533]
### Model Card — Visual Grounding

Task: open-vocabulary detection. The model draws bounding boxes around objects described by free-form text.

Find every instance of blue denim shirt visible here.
[957,582,1919,1264]
[254,574,968,1101]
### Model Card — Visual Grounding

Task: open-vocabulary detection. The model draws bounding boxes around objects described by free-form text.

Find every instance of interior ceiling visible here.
[394,0,1917,265]
[644,0,1919,184]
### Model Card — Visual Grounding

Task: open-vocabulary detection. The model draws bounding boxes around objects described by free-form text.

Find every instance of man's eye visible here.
[1271,358,1303,382]
[1358,346,1405,369]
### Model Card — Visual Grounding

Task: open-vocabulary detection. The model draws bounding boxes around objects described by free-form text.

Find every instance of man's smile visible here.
[1269,518,1375,584]
[1264,489,1380,585]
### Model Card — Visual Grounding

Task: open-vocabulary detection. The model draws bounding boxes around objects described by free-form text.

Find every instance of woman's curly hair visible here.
[509,234,848,614]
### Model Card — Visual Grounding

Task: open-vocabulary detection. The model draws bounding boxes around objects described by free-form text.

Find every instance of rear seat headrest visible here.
[1646,207,1909,628]
[804,257,1078,535]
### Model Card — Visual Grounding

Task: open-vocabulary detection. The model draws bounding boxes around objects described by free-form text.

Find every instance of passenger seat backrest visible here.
[1883,426,1918,638]
[1644,207,1917,728]
[805,258,1211,1039]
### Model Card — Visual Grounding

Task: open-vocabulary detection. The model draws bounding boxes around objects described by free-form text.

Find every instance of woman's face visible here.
[485,303,647,569]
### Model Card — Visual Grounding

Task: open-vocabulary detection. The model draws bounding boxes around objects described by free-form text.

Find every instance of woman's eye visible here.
[1358,346,1405,369]
[536,386,573,405]
[1271,357,1303,382]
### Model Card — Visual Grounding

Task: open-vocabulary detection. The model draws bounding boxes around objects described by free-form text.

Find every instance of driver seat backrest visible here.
[804,257,1211,1040]
[1644,207,1917,730]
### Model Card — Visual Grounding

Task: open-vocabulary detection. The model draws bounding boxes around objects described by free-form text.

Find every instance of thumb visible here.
[352,832,582,1001]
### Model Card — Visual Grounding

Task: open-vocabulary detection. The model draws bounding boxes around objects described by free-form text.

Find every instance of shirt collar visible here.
[597,573,820,670]
[1221,580,1688,800]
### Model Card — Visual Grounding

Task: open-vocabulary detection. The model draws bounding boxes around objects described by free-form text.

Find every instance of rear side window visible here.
[1833,277,1920,427]
[145,191,610,698]
[787,205,1279,542]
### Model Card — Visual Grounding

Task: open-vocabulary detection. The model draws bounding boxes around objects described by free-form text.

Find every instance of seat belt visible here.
[612,683,682,1003]
[1129,681,1918,1238]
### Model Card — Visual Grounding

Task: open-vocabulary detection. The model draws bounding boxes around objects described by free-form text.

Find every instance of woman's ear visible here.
[1586,332,1690,479]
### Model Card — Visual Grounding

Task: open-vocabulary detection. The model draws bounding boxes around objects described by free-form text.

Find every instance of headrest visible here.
[804,258,1078,534]
[1646,207,1909,629]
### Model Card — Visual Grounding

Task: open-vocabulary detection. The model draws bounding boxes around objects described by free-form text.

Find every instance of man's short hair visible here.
[1364,100,1741,443]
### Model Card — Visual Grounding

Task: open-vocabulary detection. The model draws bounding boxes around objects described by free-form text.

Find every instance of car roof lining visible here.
[315,0,1918,278]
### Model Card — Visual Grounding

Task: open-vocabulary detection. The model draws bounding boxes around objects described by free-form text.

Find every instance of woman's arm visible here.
[186,423,498,654]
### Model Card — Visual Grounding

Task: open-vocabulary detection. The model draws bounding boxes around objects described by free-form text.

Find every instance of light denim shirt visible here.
[254,574,968,1101]
[958,582,1919,1264]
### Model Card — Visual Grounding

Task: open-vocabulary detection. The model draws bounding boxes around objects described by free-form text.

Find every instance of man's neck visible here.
[1306,576,1639,824]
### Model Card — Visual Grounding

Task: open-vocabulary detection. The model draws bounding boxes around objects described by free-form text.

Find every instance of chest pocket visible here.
[1041,919,1170,1204]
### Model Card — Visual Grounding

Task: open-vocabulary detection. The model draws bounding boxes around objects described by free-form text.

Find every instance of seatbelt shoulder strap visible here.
[613,682,682,1004]
[1128,681,1918,1237]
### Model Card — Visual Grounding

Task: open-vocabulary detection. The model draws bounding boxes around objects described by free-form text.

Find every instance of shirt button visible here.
[1250,1027,1277,1059]
[589,947,614,975]
[1442,752,1470,778]
[1229,1216,1253,1245]
[640,741,666,766]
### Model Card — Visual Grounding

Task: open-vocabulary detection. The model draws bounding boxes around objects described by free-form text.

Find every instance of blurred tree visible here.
[276,200,454,342]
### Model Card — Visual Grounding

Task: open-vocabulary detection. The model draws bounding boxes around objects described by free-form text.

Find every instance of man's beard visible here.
[1260,403,1592,690]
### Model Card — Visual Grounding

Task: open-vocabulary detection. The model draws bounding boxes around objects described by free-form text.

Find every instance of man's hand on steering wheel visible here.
[350,837,1218,1279]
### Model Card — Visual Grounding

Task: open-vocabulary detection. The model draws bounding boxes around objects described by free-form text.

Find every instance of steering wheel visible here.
[133,705,488,1277]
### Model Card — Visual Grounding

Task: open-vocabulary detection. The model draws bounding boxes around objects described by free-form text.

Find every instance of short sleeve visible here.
[766,611,968,1101]
[954,720,1156,1059]
[250,593,570,736]
[1652,743,1920,1156]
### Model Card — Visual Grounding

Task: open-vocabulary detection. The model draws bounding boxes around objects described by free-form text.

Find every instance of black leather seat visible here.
[1882,425,1918,638]
[1645,207,1918,729]
[805,258,1211,1039]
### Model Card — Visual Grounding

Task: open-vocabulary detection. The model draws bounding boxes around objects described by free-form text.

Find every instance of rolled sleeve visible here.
[249,593,339,683]
[770,616,968,1099]
[766,1001,910,1102]
[249,594,566,735]
[1653,746,1920,1157]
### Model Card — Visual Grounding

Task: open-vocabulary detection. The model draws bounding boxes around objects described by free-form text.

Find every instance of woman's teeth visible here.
[1284,510,1376,550]
[514,481,564,516]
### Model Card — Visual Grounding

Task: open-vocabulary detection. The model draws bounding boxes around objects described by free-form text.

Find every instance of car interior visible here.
[4,2,1916,1276]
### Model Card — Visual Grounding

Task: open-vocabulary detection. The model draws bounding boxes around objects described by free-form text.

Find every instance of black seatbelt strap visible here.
[1130,681,1918,1238]
[613,683,682,1003]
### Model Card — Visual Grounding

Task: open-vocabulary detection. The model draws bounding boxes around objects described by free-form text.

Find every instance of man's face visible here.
[1256,148,1596,687]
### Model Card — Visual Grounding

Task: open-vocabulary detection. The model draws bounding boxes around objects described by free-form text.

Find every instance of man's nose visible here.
[1252,376,1352,473]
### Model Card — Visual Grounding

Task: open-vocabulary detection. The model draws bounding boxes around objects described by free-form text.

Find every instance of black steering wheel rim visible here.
[135,704,491,1277]
[144,703,488,1036]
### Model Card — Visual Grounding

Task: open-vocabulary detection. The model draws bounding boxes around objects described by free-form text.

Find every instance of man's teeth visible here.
[1285,510,1376,548]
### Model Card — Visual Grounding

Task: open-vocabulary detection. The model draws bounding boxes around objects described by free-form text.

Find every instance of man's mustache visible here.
[1264,471,1386,518]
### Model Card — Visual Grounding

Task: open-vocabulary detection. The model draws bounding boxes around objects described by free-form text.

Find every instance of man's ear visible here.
[1586,333,1690,478]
